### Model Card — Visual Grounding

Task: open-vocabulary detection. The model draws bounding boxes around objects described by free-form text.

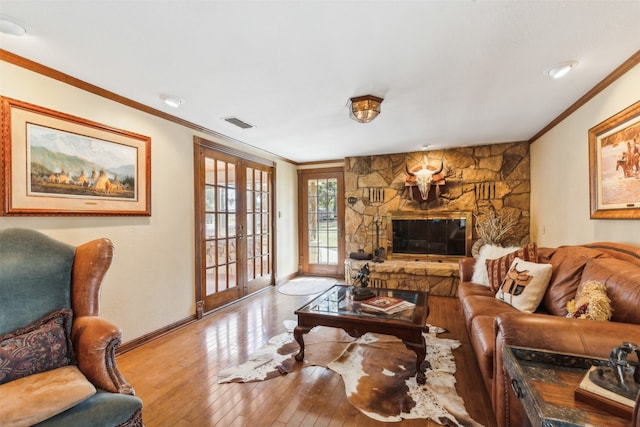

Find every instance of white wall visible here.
[0,61,299,342]
[530,63,640,247]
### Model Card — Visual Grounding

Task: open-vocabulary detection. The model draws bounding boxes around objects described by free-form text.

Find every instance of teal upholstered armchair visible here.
[0,228,142,427]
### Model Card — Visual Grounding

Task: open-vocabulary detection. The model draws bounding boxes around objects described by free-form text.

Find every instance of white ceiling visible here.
[1,1,639,163]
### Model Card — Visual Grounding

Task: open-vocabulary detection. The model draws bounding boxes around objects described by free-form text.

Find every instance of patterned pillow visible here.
[0,309,74,385]
[495,257,553,313]
[486,243,538,293]
[472,244,522,286]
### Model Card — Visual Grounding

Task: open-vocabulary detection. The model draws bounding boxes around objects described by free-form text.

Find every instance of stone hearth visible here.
[344,259,459,297]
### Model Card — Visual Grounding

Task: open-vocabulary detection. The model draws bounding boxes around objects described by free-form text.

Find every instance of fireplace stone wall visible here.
[344,141,530,262]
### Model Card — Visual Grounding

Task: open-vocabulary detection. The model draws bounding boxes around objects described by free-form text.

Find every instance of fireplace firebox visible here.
[386,211,472,259]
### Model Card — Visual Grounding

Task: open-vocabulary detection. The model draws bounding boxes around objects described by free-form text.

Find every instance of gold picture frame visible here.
[1,97,151,216]
[589,100,640,219]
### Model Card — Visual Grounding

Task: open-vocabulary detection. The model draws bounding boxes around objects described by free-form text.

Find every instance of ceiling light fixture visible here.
[0,16,27,36]
[161,95,185,108]
[348,95,383,123]
[545,61,578,79]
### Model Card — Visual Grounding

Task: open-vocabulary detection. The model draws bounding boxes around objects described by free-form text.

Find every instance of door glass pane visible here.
[205,241,215,268]
[218,214,226,238]
[205,213,215,239]
[218,266,227,291]
[205,158,215,184]
[206,267,216,295]
[228,238,237,263]
[205,186,215,211]
[228,263,237,289]
[307,177,338,266]
[217,240,227,266]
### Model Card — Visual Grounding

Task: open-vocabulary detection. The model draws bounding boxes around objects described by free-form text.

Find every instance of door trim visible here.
[297,166,345,276]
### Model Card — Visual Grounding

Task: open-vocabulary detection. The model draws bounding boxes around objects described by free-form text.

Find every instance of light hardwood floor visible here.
[117,285,497,427]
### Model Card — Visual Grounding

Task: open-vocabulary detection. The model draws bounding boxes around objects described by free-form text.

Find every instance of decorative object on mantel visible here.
[350,263,375,300]
[575,341,640,419]
[348,95,383,123]
[349,249,373,260]
[472,207,517,256]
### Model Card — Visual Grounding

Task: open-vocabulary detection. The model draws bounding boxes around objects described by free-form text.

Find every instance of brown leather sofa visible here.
[458,242,640,427]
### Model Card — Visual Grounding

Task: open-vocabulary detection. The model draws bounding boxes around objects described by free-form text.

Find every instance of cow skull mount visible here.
[404,160,445,202]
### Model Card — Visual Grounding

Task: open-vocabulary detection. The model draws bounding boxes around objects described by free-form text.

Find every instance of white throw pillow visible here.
[495,257,553,313]
[471,244,521,286]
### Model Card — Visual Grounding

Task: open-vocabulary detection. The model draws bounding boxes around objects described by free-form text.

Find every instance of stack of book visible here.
[360,295,415,314]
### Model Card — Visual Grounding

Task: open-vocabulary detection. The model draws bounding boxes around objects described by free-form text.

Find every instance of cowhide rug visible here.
[218,322,483,427]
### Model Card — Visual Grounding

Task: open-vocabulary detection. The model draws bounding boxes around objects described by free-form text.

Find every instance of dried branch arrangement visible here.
[474,209,516,245]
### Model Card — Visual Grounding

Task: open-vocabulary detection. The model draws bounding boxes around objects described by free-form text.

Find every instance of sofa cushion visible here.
[461,295,517,332]
[0,309,74,385]
[34,389,143,427]
[539,247,610,316]
[581,258,640,324]
[486,243,538,293]
[472,244,523,286]
[458,282,495,300]
[495,258,552,313]
[469,315,496,392]
[0,365,96,427]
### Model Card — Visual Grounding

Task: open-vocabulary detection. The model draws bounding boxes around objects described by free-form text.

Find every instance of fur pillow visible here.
[495,257,553,313]
[566,280,612,321]
[472,244,522,286]
[0,309,74,385]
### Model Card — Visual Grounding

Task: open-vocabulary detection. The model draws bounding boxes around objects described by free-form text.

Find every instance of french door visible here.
[298,168,345,276]
[194,138,274,316]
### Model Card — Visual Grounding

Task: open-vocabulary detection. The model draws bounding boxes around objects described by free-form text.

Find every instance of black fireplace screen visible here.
[391,218,467,256]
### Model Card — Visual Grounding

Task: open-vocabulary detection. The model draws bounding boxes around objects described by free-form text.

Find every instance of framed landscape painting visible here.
[1,97,151,216]
[589,100,640,219]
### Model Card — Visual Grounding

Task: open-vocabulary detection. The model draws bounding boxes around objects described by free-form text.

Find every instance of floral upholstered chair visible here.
[0,228,142,427]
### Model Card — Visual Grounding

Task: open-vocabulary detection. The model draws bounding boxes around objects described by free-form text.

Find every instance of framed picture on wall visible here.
[1,96,151,216]
[589,100,640,219]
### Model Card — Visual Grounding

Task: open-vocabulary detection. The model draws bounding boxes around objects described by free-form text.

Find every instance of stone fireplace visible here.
[343,142,530,296]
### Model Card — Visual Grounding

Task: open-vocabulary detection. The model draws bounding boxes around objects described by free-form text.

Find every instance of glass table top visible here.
[296,285,424,323]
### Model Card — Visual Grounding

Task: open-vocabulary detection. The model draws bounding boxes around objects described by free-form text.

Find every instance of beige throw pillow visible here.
[495,257,553,313]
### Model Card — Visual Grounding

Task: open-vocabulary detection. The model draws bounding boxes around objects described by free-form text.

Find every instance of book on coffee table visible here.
[361,295,415,314]
[574,366,635,419]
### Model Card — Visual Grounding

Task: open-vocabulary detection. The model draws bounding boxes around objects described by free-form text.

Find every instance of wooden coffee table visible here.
[294,285,430,384]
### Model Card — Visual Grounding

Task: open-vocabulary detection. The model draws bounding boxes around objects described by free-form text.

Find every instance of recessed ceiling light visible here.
[160,95,185,108]
[0,17,27,36]
[544,61,578,79]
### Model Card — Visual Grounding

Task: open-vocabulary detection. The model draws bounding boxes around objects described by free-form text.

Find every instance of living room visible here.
[1,1,639,426]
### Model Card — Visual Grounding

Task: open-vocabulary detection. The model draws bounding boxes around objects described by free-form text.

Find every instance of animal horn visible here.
[405,164,415,177]
[433,160,444,175]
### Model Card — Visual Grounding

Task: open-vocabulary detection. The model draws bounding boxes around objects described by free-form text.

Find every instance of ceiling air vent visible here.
[223,117,254,129]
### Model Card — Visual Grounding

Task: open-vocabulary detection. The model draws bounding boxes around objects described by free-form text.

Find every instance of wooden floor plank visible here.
[117,286,497,426]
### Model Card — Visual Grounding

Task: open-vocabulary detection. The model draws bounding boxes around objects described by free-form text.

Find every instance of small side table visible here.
[503,345,631,427]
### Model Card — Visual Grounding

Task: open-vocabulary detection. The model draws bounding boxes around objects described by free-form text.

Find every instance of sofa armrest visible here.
[459,257,475,282]
[493,312,640,427]
[72,316,135,395]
